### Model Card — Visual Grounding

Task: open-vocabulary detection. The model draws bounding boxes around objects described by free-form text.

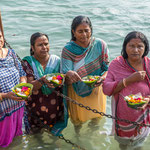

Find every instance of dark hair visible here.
[71,15,93,41]
[30,32,49,56]
[121,31,149,59]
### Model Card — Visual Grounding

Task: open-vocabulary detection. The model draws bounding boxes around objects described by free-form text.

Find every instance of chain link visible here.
[5,39,150,128]
[4,40,87,150]
[54,90,150,128]
[31,112,86,150]
[58,136,86,150]
[4,40,150,149]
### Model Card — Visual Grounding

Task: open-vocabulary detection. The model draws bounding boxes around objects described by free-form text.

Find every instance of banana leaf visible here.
[126,100,147,109]
[46,73,65,87]
[82,75,100,88]
[12,83,33,99]
[124,95,147,109]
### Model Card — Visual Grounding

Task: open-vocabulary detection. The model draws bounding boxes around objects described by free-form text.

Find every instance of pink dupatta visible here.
[103,56,150,138]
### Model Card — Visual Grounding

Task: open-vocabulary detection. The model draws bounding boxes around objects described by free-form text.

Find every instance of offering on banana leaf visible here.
[124,94,149,109]
[46,73,65,87]
[12,83,33,99]
[82,75,101,88]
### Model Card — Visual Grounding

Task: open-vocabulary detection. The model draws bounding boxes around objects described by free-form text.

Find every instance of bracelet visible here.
[123,78,127,87]
[0,93,3,101]
[38,78,45,85]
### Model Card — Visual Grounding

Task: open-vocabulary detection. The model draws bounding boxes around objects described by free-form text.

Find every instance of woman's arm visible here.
[27,76,45,91]
[0,92,24,101]
[20,76,27,83]
[112,71,146,95]
[65,70,82,85]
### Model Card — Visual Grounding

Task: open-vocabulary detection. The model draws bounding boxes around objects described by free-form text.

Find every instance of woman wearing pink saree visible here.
[103,31,150,149]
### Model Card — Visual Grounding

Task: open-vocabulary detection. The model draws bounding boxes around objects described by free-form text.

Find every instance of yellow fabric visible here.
[67,85,106,125]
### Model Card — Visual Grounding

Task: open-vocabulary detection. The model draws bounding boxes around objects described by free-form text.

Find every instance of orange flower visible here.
[49,124,53,128]
[52,76,57,80]
[59,80,62,84]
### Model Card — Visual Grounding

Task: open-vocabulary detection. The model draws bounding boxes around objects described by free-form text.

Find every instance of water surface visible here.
[1,0,150,149]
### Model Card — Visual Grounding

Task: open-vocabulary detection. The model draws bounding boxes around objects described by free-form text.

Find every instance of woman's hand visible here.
[137,97,150,110]
[112,71,146,95]
[94,77,105,87]
[126,71,146,83]
[66,71,82,84]
[40,75,56,88]
[5,92,24,101]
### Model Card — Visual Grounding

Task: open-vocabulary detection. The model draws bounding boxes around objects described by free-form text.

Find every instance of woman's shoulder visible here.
[107,56,125,73]
[50,54,60,60]
[63,41,74,49]
[144,56,150,65]
[109,56,124,66]
[8,48,15,54]
[144,56,150,61]
[94,37,107,45]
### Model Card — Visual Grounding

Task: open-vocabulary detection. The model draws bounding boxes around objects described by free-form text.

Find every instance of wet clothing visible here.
[103,56,150,145]
[23,55,68,136]
[61,37,109,124]
[0,49,26,147]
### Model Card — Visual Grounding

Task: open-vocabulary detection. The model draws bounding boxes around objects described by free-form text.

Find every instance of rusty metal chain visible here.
[5,40,150,128]
[54,90,150,128]
[5,40,86,150]
[31,111,86,150]
[58,136,86,150]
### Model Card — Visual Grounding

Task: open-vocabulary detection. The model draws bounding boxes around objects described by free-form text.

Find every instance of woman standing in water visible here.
[23,32,68,136]
[0,30,27,147]
[61,16,109,134]
[103,31,150,149]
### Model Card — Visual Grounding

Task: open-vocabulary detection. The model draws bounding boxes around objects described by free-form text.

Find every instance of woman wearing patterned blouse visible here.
[23,32,68,136]
[0,31,27,147]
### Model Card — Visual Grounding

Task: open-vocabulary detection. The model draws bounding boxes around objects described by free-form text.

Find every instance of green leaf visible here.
[12,83,33,99]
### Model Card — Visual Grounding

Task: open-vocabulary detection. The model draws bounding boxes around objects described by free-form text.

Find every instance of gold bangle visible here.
[123,78,127,87]
[0,93,3,101]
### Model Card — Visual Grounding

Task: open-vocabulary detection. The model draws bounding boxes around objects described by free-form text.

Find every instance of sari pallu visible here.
[61,37,109,124]
[103,56,150,140]
[61,37,109,97]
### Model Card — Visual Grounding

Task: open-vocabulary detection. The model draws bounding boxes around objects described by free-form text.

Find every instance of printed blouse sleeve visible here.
[22,60,34,78]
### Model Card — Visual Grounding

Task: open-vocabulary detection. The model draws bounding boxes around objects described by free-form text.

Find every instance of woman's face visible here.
[126,38,145,61]
[72,22,91,47]
[0,32,4,49]
[32,35,50,58]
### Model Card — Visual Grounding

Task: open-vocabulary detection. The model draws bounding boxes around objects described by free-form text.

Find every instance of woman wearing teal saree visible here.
[61,16,109,133]
[23,32,68,136]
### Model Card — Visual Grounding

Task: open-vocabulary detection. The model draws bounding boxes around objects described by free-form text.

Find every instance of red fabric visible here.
[103,56,150,138]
